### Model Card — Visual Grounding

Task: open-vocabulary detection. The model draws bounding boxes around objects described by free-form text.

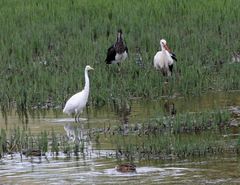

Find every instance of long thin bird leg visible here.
[117,63,121,72]
[77,114,81,123]
[75,114,78,123]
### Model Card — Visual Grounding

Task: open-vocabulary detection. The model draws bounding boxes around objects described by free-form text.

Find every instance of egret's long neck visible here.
[84,69,90,93]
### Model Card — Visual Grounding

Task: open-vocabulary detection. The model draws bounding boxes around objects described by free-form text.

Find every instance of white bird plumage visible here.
[153,39,177,76]
[63,65,94,122]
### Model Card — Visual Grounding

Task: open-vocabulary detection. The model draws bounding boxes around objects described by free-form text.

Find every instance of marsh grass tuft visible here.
[0,129,7,158]
[51,128,59,156]
[112,109,238,160]
[0,126,96,159]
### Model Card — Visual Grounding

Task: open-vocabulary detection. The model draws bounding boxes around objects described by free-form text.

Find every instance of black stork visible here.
[105,29,128,65]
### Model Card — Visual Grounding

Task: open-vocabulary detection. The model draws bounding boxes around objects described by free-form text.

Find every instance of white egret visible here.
[153,39,177,76]
[105,29,128,65]
[63,65,94,122]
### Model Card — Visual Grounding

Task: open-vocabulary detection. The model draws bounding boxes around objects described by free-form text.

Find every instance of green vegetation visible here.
[0,127,86,158]
[0,0,240,115]
[113,109,239,160]
[0,109,238,161]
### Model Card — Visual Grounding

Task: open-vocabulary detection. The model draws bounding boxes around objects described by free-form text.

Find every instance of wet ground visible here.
[0,91,240,184]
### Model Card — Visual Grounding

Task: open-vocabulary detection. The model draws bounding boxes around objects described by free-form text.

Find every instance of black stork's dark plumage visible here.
[105,29,128,65]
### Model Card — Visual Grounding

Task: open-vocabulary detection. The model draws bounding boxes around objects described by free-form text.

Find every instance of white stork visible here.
[153,39,177,76]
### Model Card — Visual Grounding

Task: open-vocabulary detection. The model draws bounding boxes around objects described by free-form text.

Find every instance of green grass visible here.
[0,108,238,161]
[111,109,238,160]
[108,108,231,136]
[0,126,87,158]
[0,0,240,114]
[113,131,238,160]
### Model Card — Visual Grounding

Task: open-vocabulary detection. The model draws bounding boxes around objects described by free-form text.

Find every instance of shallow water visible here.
[0,91,240,184]
[1,152,240,185]
[1,91,240,131]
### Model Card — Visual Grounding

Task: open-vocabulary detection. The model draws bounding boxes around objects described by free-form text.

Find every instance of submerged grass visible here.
[114,129,240,161]
[0,109,239,161]
[115,132,229,160]
[111,109,231,136]
[112,109,240,160]
[0,127,88,158]
[0,0,240,114]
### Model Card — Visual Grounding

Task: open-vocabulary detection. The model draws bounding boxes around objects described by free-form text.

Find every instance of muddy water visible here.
[0,91,240,184]
[1,153,240,185]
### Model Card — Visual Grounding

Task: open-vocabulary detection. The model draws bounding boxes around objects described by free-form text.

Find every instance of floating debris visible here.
[163,100,176,116]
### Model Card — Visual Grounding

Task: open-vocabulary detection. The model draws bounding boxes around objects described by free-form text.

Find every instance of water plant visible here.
[0,129,7,158]
[0,106,238,161]
[111,109,231,136]
[112,109,238,160]
[0,126,94,159]
[0,0,240,116]
[51,128,59,155]
[37,130,48,153]
[114,130,238,161]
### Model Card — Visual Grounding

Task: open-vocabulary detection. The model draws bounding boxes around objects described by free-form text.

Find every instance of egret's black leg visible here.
[75,115,78,123]
[169,64,173,76]
[77,114,81,123]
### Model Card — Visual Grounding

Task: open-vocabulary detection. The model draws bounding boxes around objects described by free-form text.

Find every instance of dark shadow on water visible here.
[111,99,132,135]
[163,99,177,116]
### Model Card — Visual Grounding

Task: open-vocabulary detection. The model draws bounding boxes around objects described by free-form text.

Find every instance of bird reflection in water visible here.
[64,122,93,157]
[112,99,131,135]
[64,122,88,142]
[163,100,176,116]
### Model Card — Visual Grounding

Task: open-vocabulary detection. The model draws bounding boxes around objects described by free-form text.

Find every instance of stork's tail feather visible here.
[170,52,177,61]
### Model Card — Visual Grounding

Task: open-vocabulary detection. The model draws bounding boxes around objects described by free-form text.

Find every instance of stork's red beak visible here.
[164,44,171,52]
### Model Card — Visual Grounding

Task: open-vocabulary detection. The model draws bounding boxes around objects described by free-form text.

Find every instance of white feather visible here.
[153,39,174,76]
[111,51,128,64]
[63,65,94,121]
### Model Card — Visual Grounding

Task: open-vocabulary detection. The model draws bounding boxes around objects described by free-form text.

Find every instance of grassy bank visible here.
[0,0,240,114]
